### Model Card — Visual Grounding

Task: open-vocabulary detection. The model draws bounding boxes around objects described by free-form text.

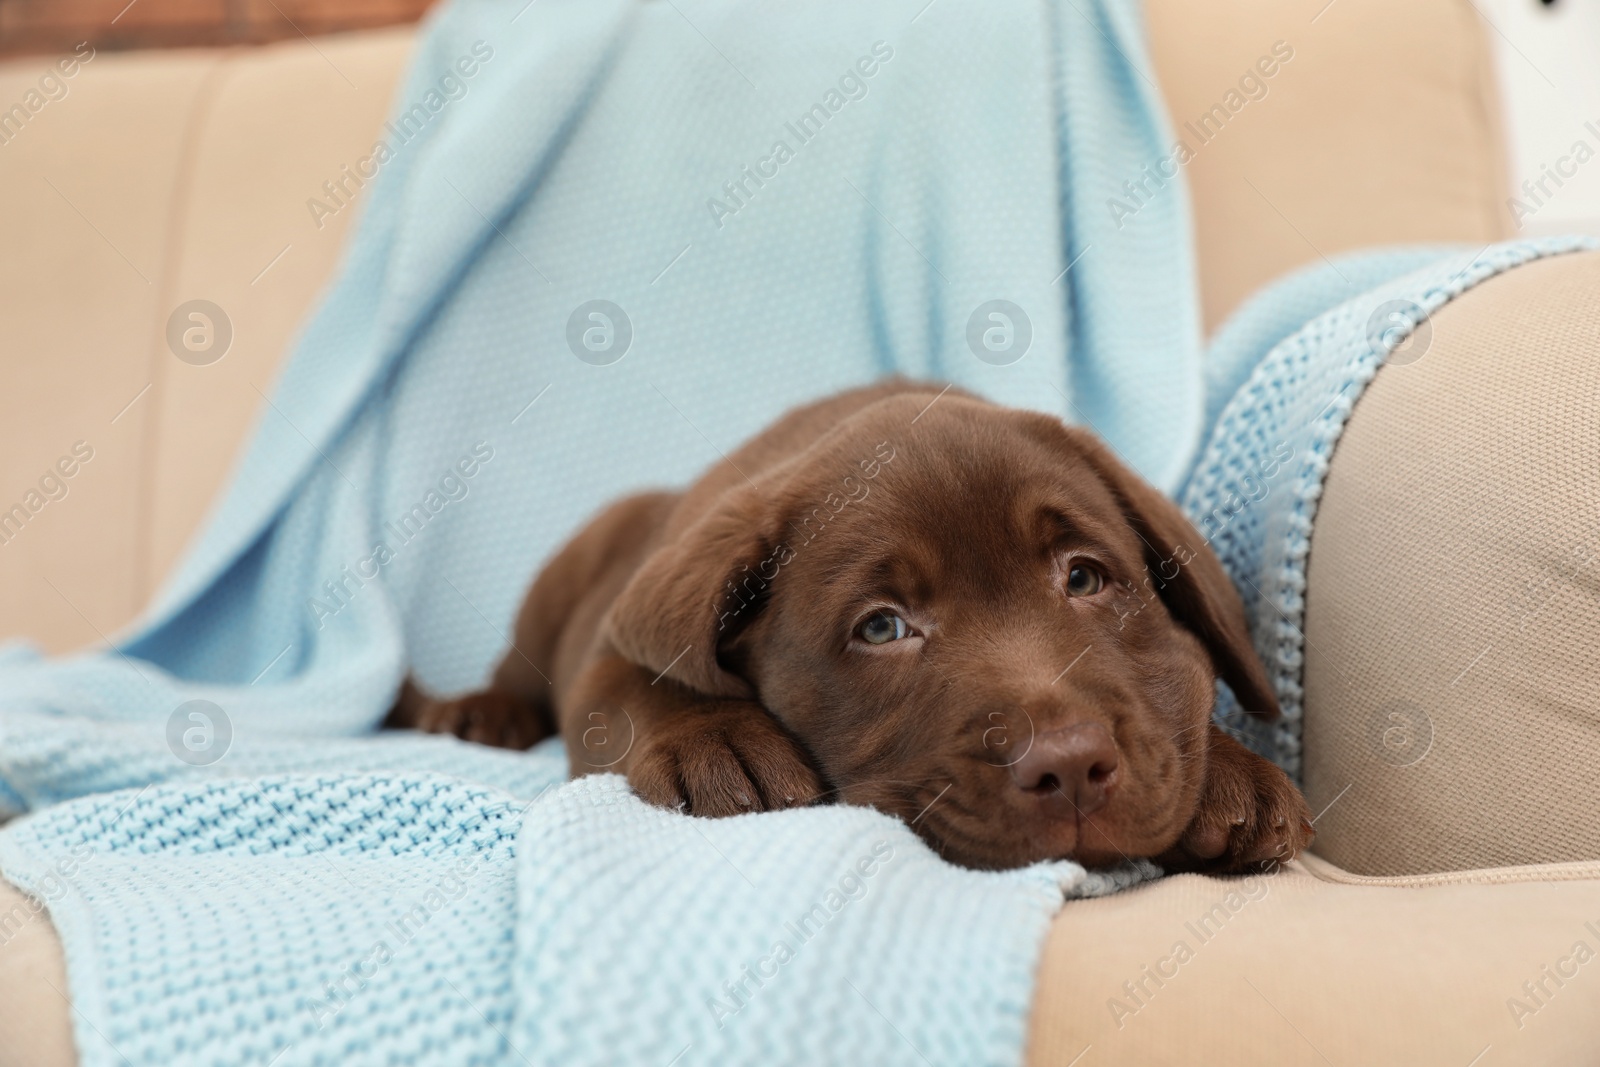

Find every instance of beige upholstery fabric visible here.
[1303,250,1600,877]
[144,30,417,592]
[0,30,412,655]
[1146,0,1511,332]
[1028,855,1600,1066]
[0,47,220,656]
[0,876,74,1067]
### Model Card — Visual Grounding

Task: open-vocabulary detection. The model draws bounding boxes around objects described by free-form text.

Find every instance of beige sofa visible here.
[4,1,1599,1064]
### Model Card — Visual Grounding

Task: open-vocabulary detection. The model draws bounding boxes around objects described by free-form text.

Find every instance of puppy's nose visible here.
[1010,722,1119,815]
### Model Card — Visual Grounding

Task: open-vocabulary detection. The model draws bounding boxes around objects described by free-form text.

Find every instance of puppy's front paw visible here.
[626,705,824,817]
[1161,727,1314,874]
[415,690,547,750]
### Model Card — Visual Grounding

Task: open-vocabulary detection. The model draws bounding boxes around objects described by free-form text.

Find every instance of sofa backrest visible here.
[1147,0,1511,328]
[0,0,1510,651]
[0,29,413,651]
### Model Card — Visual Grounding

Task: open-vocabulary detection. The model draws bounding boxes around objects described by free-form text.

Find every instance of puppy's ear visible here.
[1064,427,1281,721]
[604,485,777,700]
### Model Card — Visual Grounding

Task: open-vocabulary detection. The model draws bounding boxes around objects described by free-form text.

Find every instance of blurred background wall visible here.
[1479,0,1600,238]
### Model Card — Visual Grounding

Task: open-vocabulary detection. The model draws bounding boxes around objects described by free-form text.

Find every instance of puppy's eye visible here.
[1065,563,1104,597]
[857,611,912,644]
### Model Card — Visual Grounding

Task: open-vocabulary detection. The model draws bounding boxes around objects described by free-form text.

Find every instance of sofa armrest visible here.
[1303,249,1600,876]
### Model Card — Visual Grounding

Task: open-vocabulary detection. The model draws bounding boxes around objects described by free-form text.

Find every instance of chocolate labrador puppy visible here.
[391,380,1313,873]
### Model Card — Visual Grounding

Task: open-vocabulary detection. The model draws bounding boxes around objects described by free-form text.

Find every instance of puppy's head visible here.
[608,392,1278,870]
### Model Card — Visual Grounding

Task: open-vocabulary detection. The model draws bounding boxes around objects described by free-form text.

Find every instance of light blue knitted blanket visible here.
[0,0,1193,1063]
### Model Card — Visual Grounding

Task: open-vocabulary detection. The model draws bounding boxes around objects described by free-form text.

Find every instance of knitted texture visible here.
[0,0,1187,1062]
[1182,237,1600,779]
[0,771,535,1067]
[0,762,1155,1067]
[513,777,1156,1067]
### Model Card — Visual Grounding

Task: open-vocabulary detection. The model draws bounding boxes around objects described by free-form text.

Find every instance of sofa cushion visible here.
[0,875,73,1067]
[1304,250,1600,875]
[1028,854,1600,1065]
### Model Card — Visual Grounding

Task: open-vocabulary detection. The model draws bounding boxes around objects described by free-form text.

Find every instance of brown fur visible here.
[388,381,1313,873]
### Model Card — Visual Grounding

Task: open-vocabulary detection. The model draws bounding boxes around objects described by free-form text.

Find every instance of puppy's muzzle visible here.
[1009,721,1119,817]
